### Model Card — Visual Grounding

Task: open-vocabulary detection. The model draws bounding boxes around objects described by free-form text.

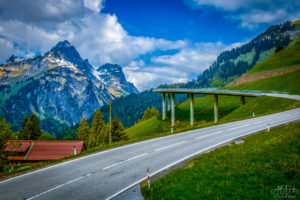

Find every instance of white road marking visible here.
[254,121,262,124]
[277,115,289,119]
[254,115,290,125]
[103,153,147,170]
[195,131,223,140]
[27,173,91,200]
[105,124,279,200]
[227,124,249,131]
[4,109,300,200]
[154,141,187,152]
[3,109,299,185]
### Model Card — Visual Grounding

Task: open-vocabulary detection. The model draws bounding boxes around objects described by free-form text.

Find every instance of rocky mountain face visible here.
[6,55,23,63]
[95,63,139,97]
[0,40,138,132]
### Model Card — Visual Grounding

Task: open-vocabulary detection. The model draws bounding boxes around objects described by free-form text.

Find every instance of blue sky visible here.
[103,0,257,43]
[0,0,299,90]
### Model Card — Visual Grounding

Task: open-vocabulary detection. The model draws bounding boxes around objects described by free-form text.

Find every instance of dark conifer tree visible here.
[0,117,12,172]
[77,117,89,147]
[111,116,128,142]
[30,113,41,140]
[20,116,30,139]
[88,109,105,148]
[20,114,41,140]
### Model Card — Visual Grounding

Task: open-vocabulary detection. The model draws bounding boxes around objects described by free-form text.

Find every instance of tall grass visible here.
[142,122,300,200]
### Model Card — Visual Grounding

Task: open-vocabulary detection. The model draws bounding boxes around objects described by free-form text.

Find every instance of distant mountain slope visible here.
[229,41,300,86]
[196,21,300,87]
[159,21,300,89]
[226,41,300,94]
[106,21,300,129]
[0,40,138,132]
[247,41,300,74]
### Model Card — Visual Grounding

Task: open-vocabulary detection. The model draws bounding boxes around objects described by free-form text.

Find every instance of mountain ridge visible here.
[92,20,300,130]
[158,21,300,89]
[0,40,138,133]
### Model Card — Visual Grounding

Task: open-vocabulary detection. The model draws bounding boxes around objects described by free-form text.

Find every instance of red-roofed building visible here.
[5,140,84,164]
[5,140,31,153]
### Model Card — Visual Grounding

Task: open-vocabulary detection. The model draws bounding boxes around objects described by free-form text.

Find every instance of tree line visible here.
[77,109,127,149]
[0,109,128,171]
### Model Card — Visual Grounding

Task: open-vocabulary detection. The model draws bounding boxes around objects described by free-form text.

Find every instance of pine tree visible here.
[111,116,128,142]
[141,107,159,121]
[23,120,33,140]
[20,114,41,140]
[0,117,12,172]
[30,113,41,140]
[275,45,285,53]
[20,116,30,139]
[21,116,29,131]
[87,132,96,149]
[102,124,110,145]
[89,109,105,148]
[142,107,151,121]
[150,107,159,116]
[77,117,89,147]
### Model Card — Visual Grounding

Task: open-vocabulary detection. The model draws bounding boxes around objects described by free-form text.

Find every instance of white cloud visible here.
[63,13,187,67]
[186,0,247,11]
[123,65,189,91]
[0,20,62,53]
[184,0,300,29]
[83,0,104,13]
[124,41,240,91]
[0,38,14,60]
[0,0,84,27]
[0,4,186,67]
[150,42,241,72]
[239,9,288,28]
[0,0,244,91]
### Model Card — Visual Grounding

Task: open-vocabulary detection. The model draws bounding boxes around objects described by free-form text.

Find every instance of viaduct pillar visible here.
[214,94,218,122]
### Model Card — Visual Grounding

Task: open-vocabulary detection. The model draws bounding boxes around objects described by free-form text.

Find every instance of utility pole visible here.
[109,97,112,144]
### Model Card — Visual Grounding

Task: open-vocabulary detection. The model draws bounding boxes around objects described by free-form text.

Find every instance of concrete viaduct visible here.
[153,88,258,132]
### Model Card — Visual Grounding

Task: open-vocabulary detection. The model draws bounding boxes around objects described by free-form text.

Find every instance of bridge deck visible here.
[153,88,259,97]
[153,88,258,129]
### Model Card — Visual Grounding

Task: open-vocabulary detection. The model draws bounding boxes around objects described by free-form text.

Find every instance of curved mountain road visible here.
[1,104,300,200]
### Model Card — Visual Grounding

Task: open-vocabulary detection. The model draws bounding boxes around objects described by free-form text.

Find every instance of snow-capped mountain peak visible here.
[0,40,139,129]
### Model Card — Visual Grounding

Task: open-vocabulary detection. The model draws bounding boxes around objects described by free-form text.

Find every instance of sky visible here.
[0,0,299,91]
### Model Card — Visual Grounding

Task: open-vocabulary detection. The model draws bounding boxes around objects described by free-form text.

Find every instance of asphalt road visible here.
[1,108,300,200]
[263,93,300,100]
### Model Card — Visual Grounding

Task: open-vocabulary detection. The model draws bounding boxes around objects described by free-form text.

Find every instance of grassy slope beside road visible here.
[220,95,300,122]
[125,95,300,140]
[227,69,300,95]
[227,40,300,94]
[124,95,244,139]
[142,121,300,200]
[247,41,300,74]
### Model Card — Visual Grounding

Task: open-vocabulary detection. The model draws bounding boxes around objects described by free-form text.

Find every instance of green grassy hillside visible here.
[220,96,299,121]
[142,121,300,199]
[247,41,300,74]
[125,95,300,140]
[124,95,245,139]
[123,116,169,139]
[125,40,300,140]
[227,69,300,94]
